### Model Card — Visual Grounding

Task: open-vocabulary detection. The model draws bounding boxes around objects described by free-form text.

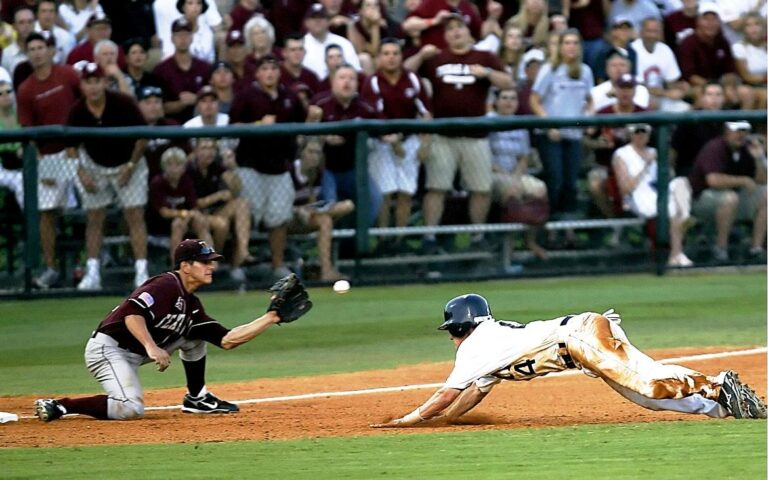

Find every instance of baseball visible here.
[333,279,350,293]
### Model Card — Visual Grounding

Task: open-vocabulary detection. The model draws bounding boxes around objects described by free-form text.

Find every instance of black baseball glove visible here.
[267,273,312,323]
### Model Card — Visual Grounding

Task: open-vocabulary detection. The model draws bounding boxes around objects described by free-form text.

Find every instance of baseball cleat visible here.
[738,383,767,419]
[181,392,240,414]
[34,399,66,422]
[717,371,745,418]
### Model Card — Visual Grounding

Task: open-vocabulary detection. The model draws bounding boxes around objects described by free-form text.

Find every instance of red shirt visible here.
[664,11,696,50]
[360,69,431,119]
[310,92,378,172]
[152,56,212,123]
[148,172,198,234]
[407,0,482,49]
[66,40,127,70]
[17,64,81,155]
[66,90,147,168]
[229,83,307,174]
[677,32,736,82]
[689,137,757,197]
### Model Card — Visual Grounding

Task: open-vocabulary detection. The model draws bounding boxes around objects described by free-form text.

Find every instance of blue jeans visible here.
[320,168,382,226]
[536,134,582,215]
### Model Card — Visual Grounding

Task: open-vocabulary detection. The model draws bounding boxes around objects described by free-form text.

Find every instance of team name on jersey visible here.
[155,313,190,334]
[436,64,477,88]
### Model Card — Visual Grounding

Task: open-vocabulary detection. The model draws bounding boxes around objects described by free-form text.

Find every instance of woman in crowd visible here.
[732,12,767,110]
[177,0,217,63]
[506,0,549,48]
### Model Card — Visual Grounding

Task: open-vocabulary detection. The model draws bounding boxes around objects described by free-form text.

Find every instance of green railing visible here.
[2,109,764,293]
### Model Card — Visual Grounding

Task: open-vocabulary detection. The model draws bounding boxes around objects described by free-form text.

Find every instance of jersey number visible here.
[513,359,536,376]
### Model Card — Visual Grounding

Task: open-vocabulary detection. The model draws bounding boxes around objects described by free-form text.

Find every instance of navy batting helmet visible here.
[438,294,493,338]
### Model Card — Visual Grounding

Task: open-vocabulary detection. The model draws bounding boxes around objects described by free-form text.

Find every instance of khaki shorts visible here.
[692,186,766,221]
[238,167,295,228]
[38,150,78,211]
[425,135,492,192]
[491,173,547,202]
[369,135,421,195]
[75,151,148,210]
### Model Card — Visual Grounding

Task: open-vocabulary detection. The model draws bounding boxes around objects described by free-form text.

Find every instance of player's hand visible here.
[146,345,171,372]
[370,418,405,428]
[602,308,621,324]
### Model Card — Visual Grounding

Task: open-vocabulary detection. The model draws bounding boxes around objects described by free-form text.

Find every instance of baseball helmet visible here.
[438,294,493,337]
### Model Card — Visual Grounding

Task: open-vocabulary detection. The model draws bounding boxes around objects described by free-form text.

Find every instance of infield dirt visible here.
[1,347,764,448]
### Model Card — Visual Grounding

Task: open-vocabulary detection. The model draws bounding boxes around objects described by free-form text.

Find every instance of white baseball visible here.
[333,279,350,293]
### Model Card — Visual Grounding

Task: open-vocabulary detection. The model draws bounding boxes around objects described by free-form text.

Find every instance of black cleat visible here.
[181,392,240,414]
[34,399,66,422]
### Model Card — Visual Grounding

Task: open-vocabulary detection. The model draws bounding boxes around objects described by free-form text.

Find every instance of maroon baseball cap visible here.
[174,239,224,265]
[80,62,105,80]
[226,29,245,46]
[171,18,193,33]
[86,12,111,28]
[616,73,636,89]
[305,3,330,19]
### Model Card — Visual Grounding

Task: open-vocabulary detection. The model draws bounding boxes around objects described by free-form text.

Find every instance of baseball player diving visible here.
[34,239,312,422]
[372,294,766,427]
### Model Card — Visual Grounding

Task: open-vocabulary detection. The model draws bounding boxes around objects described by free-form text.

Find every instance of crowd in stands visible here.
[0,0,764,291]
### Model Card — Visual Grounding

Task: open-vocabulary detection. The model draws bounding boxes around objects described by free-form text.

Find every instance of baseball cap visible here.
[305,3,330,19]
[86,12,111,28]
[254,53,280,69]
[210,60,233,75]
[138,85,163,101]
[698,2,720,16]
[627,123,652,134]
[196,85,218,101]
[80,62,105,79]
[444,11,468,26]
[616,73,636,89]
[522,48,545,66]
[725,120,752,132]
[225,29,245,46]
[611,16,633,28]
[26,30,56,47]
[171,18,193,33]
[174,239,224,265]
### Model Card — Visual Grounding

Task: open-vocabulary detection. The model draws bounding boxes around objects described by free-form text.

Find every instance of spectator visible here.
[288,139,354,281]
[223,29,253,93]
[136,85,186,182]
[1,6,35,76]
[613,123,695,267]
[243,15,279,68]
[176,0,218,63]
[401,0,483,50]
[98,0,157,50]
[407,14,513,251]
[315,43,367,93]
[731,12,767,110]
[310,64,383,227]
[228,0,267,34]
[153,18,212,123]
[93,39,132,94]
[663,0,697,51]
[593,16,637,83]
[717,0,764,44]
[516,47,545,115]
[348,0,399,75]
[67,63,149,290]
[17,32,82,290]
[34,0,76,65]
[677,3,737,92]
[154,0,223,62]
[497,24,525,82]
[608,0,661,32]
[279,34,321,109]
[487,88,548,260]
[10,27,54,90]
[0,80,23,211]
[670,82,725,178]
[689,121,767,262]
[230,54,309,279]
[188,138,254,282]
[319,0,354,38]
[302,3,361,80]
[183,84,237,153]
[568,0,609,71]
[208,60,235,113]
[530,29,594,234]
[360,38,431,246]
[58,0,104,43]
[148,147,214,263]
[123,38,162,99]
[630,17,689,112]
[591,52,650,111]
[505,0,549,48]
[66,12,128,70]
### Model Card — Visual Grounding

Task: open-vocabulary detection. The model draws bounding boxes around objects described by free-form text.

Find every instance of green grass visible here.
[0,272,765,395]
[2,421,765,479]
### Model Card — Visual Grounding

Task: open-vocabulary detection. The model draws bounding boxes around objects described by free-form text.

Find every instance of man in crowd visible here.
[302,3,361,81]
[670,82,726,178]
[34,0,75,64]
[280,33,321,109]
[1,6,35,76]
[66,12,127,70]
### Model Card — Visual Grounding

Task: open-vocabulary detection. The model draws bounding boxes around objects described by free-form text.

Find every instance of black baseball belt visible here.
[558,315,577,369]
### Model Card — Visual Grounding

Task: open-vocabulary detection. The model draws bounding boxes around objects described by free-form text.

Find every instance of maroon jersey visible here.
[96,271,229,355]
[422,49,502,125]
[17,64,81,155]
[148,172,198,234]
[689,137,757,197]
[310,92,378,172]
[407,0,482,49]
[677,33,736,82]
[66,40,128,70]
[152,56,212,123]
[280,64,321,99]
[229,83,307,174]
[360,69,431,119]
[67,90,147,168]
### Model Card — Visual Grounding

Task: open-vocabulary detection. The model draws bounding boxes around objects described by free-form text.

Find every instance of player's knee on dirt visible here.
[108,397,145,420]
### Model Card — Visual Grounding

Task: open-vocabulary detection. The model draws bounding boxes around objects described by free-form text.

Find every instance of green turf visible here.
[2,421,765,479]
[0,272,765,395]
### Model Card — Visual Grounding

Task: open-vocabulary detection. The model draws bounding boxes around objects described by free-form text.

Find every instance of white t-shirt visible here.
[630,38,681,89]
[301,32,361,80]
[58,2,104,40]
[443,317,574,391]
[717,0,766,44]
[184,112,237,151]
[154,0,222,60]
[532,62,594,140]
[612,143,659,218]
[732,41,768,77]
[591,80,650,112]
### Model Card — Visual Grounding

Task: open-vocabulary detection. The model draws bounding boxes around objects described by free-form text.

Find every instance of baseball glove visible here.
[267,273,312,323]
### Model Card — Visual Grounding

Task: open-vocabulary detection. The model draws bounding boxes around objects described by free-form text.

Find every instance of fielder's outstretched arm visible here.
[443,383,490,421]
[371,387,464,428]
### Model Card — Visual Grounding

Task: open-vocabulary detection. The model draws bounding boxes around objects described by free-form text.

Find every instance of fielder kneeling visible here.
[372,294,766,427]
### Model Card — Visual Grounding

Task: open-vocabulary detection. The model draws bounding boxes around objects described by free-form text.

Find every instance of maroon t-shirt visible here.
[677,33,736,82]
[148,172,198,234]
[280,64,321,100]
[66,90,146,168]
[688,137,757,197]
[96,271,229,355]
[422,49,502,137]
[360,69,431,119]
[17,64,81,155]
[407,0,482,49]
[66,40,128,70]
[229,83,307,174]
[229,4,268,33]
[664,11,696,50]
[310,92,378,172]
[568,0,606,41]
[152,56,212,123]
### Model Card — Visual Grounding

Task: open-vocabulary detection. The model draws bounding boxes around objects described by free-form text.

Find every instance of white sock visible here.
[135,258,147,274]
[86,258,100,276]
